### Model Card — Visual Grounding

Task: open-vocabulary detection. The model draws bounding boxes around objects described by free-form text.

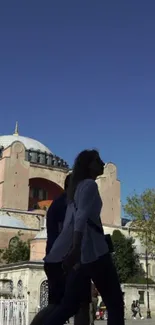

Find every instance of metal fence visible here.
[0,299,28,325]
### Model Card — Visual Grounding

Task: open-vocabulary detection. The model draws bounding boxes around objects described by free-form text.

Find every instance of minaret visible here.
[13,121,19,136]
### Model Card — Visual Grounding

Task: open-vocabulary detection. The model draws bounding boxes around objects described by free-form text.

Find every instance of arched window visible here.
[5,279,13,295]
[9,237,19,248]
[40,280,48,310]
[17,280,23,298]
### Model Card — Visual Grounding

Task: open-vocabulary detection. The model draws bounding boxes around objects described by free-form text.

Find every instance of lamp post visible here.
[145,231,151,319]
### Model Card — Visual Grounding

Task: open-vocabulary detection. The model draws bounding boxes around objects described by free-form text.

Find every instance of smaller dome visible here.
[35,228,47,239]
[0,214,28,229]
[125,221,133,227]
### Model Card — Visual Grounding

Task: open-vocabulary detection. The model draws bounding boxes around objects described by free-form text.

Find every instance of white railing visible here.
[0,299,28,325]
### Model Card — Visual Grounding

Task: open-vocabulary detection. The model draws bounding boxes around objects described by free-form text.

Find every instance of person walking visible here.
[135,300,144,320]
[131,300,137,319]
[44,149,124,325]
[30,173,91,325]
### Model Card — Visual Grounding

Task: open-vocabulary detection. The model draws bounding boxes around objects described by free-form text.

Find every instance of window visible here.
[138,290,144,304]
[29,187,34,199]
[33,188,39,198]
[9,237,19,248]
[17,280,23,298]
[30,188,48,200]
[40,281,48,310]
[43,190,48,200]
[38,189,43,200]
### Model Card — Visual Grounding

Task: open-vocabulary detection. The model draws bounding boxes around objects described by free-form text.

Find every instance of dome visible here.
[0,122,51,153]
[35,228,47,239]
[0,214,28,229]
[125,221,133,227]
[0,135,51,154]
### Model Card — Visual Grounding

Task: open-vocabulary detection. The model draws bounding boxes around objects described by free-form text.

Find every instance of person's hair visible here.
[67,149,99,201]
[64,173,71,191]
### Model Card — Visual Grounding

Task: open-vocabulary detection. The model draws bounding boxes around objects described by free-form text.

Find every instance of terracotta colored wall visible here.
[29,165,68,189]
[0,159,6,207]
[1,142,30,210]
[0,141,68,211]
[0,227,37,250]
[30,239,46,261]
[0,184,3,208]
[97,163,121,226]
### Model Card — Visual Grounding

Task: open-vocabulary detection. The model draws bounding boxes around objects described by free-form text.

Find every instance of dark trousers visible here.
[44,253,124,325]
[30,263,90,325]
[44,262,65,305]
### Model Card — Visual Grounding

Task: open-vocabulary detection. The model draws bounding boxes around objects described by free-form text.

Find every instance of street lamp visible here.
[145,232,151,319]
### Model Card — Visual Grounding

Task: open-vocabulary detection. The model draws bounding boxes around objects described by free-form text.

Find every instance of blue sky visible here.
[0,1,155,213]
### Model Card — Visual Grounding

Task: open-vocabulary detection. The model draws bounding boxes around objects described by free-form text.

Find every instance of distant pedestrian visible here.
[135,300,144,320]
[131,300,137,319]
[30,173,91,325]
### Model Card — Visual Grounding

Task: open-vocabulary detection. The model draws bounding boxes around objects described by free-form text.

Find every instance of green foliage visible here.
[124,189,155,253]
[0,232,30,264]
[112,230,144,283]
[126,275,155,284]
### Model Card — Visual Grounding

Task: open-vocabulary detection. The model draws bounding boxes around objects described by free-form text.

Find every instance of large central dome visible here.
[0,123,51,153]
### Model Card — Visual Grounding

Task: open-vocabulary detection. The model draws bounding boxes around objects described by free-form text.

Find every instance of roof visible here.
[0,214,28,229]
[0,135,51,153]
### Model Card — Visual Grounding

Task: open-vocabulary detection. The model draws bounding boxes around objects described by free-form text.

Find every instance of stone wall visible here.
[122,283,155,317]
[96,163,121,226]
[0,263,155,322]
[0,263,46,323]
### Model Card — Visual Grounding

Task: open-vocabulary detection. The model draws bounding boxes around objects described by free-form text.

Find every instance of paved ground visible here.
[124,320,153,325]
[95,319,154,324]
[69,318,155,325]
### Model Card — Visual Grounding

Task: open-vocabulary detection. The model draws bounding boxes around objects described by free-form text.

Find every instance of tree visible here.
[124,189,155,253]
[112,230,144,283]
[0,232,30,264]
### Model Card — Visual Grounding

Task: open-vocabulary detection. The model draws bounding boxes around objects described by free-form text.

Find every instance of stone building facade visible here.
[0,124,121,228]
[1,124,155,323]
[0,260,155,323]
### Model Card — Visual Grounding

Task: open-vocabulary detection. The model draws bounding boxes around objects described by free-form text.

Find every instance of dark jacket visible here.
[46,192,67,256]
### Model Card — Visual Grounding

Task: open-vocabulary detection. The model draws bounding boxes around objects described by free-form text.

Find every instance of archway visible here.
[28,178,63,210]
[40,280,48,309]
